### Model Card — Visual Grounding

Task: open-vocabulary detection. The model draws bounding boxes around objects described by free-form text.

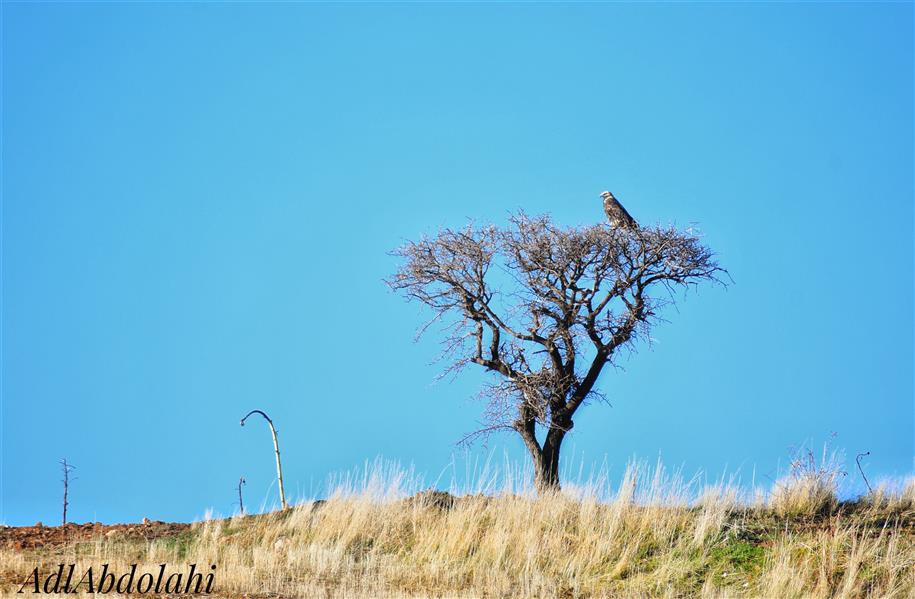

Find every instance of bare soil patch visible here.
[0,520,192,551]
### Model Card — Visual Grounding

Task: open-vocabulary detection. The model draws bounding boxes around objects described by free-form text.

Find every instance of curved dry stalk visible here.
[240,410,288,510]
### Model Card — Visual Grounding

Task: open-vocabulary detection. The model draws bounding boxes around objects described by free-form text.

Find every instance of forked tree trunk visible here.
[529,430,565,492]
[516,402,570,492]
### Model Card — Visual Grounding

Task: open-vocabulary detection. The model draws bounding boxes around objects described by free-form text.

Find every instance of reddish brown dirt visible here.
[0,520,192,551]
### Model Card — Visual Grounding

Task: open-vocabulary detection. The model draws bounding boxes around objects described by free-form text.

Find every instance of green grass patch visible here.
[160,529,199,560]
[709,540,766,577]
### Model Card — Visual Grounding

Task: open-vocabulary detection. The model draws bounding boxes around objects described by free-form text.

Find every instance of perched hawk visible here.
[601,191,638,230]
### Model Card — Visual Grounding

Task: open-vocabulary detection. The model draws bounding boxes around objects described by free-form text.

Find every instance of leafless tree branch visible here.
[387,212,725,489]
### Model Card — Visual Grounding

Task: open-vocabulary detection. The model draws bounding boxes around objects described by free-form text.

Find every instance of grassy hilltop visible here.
[2,461,914,599]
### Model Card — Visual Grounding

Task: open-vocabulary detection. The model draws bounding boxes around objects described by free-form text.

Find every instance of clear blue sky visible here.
[1,2,911,526]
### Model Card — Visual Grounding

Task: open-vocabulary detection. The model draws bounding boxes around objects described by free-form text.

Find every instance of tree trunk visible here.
[515,402,570,493]
[532,430,565,492]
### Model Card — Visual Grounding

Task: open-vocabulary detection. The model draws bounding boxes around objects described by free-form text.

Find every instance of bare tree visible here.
[60,459,76,525]
[388,212,725,491]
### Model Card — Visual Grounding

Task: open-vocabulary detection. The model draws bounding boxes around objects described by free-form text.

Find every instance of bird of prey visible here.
[601,191,638,230]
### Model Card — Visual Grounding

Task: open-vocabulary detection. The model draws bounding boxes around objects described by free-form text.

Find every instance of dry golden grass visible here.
[2,460,913,598]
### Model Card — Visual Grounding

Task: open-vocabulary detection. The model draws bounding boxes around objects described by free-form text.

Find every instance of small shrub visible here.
[862,476,915,513]
[769,445,844,518]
